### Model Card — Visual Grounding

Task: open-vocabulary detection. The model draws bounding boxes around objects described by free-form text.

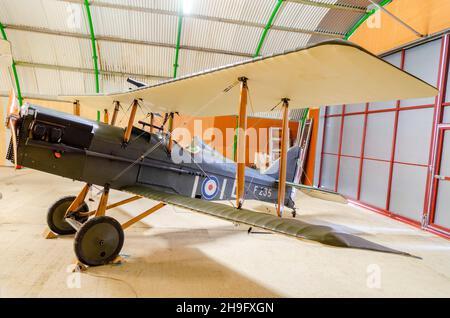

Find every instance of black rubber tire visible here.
[74,216,124,267]
[47,196,89,235]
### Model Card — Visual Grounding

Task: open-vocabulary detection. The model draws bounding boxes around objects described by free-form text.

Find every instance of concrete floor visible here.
[0,166,449,298]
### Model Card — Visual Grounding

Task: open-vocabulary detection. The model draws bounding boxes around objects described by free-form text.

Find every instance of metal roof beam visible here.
[14,60,171,81]
[173,14,183,78]
[285,0,367,13]
[3,24,254,58]
[64,0,366,14]
[83,0,100,93]
[254,0,285,57]
[58,0,344,38]
[0,91,73,103]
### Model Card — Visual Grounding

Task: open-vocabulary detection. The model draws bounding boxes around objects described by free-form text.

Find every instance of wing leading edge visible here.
[61,40,438,117]
[122,185,416,258]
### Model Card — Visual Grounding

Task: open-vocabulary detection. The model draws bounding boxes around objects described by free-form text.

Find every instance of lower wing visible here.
[122,185,416,258]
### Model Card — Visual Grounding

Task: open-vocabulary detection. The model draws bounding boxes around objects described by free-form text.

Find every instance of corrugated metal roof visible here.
[251,108,308,121]
[7,29,93,69]
[98,40,174,77]
[90,5,177,45]
[0,0,379,99]
[182,18,262,56]
[176,49,244,77]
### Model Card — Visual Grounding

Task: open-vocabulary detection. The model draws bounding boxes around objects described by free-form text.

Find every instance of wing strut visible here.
[277,98,290,217]
[103,108,109,124]
[167,112,174,152]
[111,101,120,126]
[123,99,138,143]
[235,77,248,209]
[73,100,80,116]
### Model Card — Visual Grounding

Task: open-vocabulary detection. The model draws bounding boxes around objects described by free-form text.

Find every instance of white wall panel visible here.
[338,156,359,199]
[364,112,395,160]
[394,108,433,165]
[433,130,450,229]
[400,39,441,107]
[327,105,342,115]
[369,52,402,110]
[323,116,341,154]
[345,103,365,113]
[446,64,450,102]
[443,107,450,124]
[341,114,363,157]
[360,159,390,208]
[390,164,427,221]
[438,131,450,177]
[434,182,450,229]
[320,154,337,191]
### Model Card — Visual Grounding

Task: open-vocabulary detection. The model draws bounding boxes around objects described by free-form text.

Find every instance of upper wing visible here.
[61,40,438,117]
[122,184,414,257]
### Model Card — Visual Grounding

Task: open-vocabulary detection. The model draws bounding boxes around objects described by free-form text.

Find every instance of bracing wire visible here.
[109,81,240,184]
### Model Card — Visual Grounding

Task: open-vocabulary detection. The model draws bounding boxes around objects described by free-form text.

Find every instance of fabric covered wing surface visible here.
[61,40,437,117]
[122,185,415,257]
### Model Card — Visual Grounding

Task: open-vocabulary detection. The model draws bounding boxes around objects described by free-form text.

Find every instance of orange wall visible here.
[173,115,299,166]
[351,0,450,54]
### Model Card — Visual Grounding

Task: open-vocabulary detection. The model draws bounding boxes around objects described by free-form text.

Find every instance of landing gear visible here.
[47,196,89,235]
[45,183,166,268]
[74,216,124,267]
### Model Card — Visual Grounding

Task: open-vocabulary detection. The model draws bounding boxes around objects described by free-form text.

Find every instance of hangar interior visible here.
[1,0,450,297]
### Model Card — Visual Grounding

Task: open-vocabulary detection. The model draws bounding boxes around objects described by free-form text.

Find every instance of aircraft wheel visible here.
[47,196,89,235]
[74,216,124,267]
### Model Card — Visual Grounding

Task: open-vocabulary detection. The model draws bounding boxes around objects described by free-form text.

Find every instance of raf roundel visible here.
[201,176,219,200]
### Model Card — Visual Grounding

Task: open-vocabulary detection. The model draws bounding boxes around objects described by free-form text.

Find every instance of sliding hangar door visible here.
[317,32,450,237]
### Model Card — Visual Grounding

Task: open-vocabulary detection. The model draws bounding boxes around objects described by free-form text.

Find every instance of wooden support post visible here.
[64,183,91,218]
[111,101,120,126]
[95,185,110,217]
[123,100,138,143]
[167,112,174,151]
[121,202,166,230]
[277,98,290,217]
[235,77,248,209]
[43,228,58,239]
[103,109,109,124]
[149,113,155,134]
[73,101,80,116]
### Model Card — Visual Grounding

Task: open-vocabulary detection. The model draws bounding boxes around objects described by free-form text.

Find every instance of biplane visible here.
[5,40,438,267]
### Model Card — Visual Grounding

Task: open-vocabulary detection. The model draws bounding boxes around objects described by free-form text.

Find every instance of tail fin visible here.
[263,146,301,182]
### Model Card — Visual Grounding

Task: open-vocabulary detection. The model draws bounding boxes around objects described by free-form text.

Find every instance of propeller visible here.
[5,89,19,168]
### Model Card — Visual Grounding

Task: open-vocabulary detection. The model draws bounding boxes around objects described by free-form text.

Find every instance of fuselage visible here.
[10,104,295,208]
